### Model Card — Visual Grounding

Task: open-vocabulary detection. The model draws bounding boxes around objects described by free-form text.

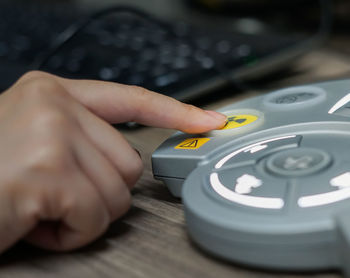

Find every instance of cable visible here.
[33,6,170,70]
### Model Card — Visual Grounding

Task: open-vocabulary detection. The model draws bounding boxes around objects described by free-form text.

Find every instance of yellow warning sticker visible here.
[220,114,258,130]
[175,138,211,150]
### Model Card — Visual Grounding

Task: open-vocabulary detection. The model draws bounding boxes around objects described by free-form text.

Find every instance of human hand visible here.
[0,71,226,253]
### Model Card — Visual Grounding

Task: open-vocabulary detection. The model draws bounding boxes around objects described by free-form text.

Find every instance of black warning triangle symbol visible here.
[179,139,198,148]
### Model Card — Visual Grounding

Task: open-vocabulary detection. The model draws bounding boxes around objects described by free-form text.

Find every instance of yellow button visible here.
[221,114,258,130]
[208,109,263,136]
[175,138,211,150]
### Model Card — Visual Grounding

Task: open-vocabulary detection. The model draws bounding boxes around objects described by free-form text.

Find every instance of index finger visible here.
[54,75,227,134]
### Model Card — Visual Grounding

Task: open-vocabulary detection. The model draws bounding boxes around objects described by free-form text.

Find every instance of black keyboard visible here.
[0,1,312,100]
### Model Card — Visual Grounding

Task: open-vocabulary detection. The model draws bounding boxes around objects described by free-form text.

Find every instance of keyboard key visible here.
[155,73,179,87]
[99,67,120,81]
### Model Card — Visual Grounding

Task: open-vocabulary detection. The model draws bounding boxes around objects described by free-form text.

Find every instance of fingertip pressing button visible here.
[208,109,264,136]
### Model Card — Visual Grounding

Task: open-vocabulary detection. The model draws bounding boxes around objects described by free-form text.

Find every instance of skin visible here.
[0,71,226,254]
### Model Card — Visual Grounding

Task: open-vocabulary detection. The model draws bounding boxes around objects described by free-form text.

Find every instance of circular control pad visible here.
[181,129,350,274]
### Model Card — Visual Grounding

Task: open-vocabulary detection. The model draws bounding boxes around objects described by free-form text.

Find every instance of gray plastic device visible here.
[152,80,350,275]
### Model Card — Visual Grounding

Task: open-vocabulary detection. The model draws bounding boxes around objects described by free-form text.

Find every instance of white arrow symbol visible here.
[330,172,350,189]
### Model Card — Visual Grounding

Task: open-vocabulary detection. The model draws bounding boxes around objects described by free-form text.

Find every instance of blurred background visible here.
[0,0,348,104]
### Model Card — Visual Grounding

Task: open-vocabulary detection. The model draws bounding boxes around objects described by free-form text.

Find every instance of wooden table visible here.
[1,2,350,277]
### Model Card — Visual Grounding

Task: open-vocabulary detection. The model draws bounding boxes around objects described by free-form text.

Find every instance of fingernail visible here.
[205,110,227,125]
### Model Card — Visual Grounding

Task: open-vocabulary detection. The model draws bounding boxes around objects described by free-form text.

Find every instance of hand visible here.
[0,71,226,253]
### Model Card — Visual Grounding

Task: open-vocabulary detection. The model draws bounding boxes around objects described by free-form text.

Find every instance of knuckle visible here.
[27,109,72,142]
[127,85,155,117]
[130,157,144,179]
[125,156,144,187]
[129,85,152,103]
[19,70,50,82]
[18,196,43,228]
[36,107,70,129]
[171,103,198,131]
[17,73,65,101]
[24,78,61,98]
[184,103,198,115]
[129,85,149,95]
[184,104,200,122]
[27,141,70,174]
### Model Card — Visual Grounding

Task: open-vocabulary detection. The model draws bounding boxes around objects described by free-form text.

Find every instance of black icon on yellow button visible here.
[208,109,263,136]
[221,114,258,130]
[175,138,211,150]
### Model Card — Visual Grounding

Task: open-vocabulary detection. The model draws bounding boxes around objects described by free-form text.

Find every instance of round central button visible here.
[266,148,331,177]
[273,92,316,104]
[263,86,326,110]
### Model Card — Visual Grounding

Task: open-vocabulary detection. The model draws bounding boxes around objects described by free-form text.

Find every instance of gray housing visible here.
[152,80,350,275]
